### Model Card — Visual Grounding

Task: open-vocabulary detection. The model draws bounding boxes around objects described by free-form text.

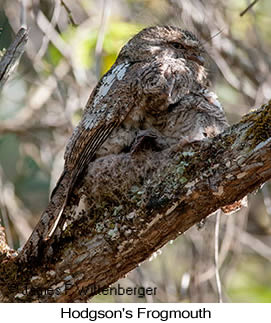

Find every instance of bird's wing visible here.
[64,61,136,190]
[65,57,194,173]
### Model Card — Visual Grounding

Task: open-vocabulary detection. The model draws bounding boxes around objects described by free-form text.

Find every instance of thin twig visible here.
[34,10,70,59]
[35,1,62,62]
[240,0,259,17]
[204,28,224,43]
[60,0,78,27]
[215,210,223,303]
[95,0,112,78]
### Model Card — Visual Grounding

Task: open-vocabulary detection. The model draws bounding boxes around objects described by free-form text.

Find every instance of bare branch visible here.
[0,27,28,89]
[95,0,112,78]
[60,0,78,27]
[240,0,259,17]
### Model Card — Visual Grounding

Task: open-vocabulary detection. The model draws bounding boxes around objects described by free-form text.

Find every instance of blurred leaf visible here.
[0,134,19,182]
[101,21,143,74]
[0,78,26,120]
[229,278,271,303]
[59,21,143,72]
[227,256,271,302]
[0,10,12,50]
[15,155,50,211]
[47,42,63,67]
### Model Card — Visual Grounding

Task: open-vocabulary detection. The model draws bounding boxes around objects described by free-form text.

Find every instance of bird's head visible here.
[117,26,206,67]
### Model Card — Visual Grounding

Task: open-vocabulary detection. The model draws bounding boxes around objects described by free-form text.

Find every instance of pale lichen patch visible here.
[242,100,271,150]
[51,281,65,294]
[237,172,247,179]
[74,252,89,264]
[30,275,43,284]
[225,174,234,179]
[126,211,136,220]
[251,137,271,153]
[184,179,198,189]
[212,186,224,196]
[14,293,25,299]
[165,202,179,215]
[144,213,164,231]
[46,270,56,278]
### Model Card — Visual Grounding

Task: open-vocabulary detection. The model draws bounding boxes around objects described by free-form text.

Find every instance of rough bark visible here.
[0,27,28,89]
[0,100,271,302]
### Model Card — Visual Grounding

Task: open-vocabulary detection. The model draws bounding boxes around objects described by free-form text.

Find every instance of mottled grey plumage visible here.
[18,26,228,262]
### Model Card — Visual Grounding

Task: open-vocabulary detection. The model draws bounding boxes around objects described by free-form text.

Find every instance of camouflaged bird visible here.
[18,26,229,262]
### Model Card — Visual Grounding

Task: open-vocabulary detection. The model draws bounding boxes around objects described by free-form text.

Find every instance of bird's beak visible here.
[188,54,205,66]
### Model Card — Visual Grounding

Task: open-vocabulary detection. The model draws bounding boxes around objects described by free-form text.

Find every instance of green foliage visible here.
[101,21,143,73]
[45,21,143,74]
[228,257,271,302]
[0,10,12,50]
[47,43,63,67]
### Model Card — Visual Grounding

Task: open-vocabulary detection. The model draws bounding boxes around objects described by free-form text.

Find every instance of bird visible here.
[18,25,229,262]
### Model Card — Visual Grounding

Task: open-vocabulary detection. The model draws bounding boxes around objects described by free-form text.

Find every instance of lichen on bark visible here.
[1,101,271,302]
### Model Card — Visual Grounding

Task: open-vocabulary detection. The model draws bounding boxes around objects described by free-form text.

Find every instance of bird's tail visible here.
[17,170,70,263]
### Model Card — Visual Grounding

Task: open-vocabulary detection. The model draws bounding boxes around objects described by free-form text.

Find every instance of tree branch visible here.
[0,100,271,302]
[0,27,28,89]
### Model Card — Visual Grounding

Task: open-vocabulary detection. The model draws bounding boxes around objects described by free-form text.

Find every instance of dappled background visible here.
[0,0,271,302]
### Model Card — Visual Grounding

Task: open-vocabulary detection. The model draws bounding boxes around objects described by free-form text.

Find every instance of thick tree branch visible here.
[0,100,271,302]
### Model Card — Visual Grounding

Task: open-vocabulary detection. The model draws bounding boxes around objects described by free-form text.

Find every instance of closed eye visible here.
[170,42,185,50]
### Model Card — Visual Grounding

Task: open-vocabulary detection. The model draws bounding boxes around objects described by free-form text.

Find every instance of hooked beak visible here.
[188,54,205,66]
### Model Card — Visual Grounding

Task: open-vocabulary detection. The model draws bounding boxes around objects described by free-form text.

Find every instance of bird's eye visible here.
[171,42,185,50]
